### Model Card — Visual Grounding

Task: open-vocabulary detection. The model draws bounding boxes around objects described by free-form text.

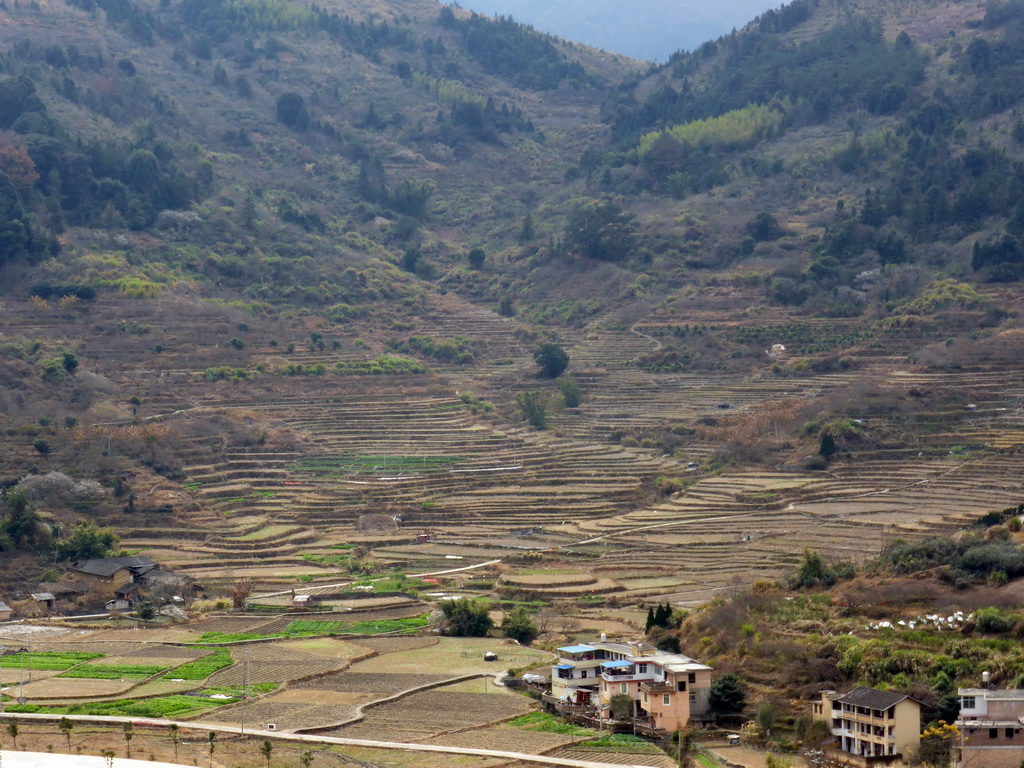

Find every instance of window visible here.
[581,670,587,678]
[638,664,647,674]
[690,692,697,703]
[1007,729,1015,739]
[990,729,998,739]
[888,746,894,756]
[688,673,696,684]
[962,696,976,709]
[620,683,627,695]
[663,693,671,706]
[677,681,687,692]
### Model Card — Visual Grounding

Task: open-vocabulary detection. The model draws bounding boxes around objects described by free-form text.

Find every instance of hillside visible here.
[1,0,1024,607]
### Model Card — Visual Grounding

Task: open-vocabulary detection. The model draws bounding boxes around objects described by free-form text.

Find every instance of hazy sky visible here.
[450,0,783,61]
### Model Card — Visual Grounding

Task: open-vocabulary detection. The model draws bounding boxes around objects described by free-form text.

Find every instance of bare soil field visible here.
[19,676,139,698]
[208,646,349,686]
[347,637,550,675]
[546,746,675,768]
[329,680,533,741]
[276,637,370,660]
[201,691,374,731]
[425,724,578,752]
[294,671,453,695]
[348,636,438,653]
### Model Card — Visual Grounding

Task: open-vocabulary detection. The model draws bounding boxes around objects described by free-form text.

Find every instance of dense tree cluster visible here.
[644,602,678,632]
[563,200,637,261]
[439,598,493,636]
[533,342,569,378]
[880,535,1024,585]
[0,65,208,263]
[443,10,591,90]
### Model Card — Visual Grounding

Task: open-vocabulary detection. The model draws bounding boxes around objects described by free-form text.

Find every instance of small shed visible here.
[416,533,432,544]
[484,651,499,662]
[0,600,12,621]
[293,594,311,607]
[31,592,56,610]
[105,597,131,612]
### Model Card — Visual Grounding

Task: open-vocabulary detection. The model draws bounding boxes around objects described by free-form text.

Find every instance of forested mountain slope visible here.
[2,0,1024,598]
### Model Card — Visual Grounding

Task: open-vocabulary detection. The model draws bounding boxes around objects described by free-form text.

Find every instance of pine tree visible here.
[518,212,535,243]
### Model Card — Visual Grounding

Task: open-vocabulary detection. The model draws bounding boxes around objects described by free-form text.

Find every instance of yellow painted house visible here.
[813,686,921,765]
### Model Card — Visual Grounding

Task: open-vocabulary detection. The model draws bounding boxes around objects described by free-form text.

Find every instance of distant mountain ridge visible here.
[448,0,782,60]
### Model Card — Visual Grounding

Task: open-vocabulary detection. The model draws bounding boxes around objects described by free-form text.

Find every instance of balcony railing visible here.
[640,682,675,694]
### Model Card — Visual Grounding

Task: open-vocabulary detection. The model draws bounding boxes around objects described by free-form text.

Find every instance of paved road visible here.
[0,714,662,768]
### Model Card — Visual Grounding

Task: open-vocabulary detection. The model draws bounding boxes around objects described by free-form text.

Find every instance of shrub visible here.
[975,608,1019,634]
[790,549,854,589]
[558,375,583,407]
[502,606,538,645]
[517,390,549,429]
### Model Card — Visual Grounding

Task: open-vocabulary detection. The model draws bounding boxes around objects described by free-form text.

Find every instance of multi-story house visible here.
[551,639,712,731]
[812,686,921,765]
[956,687,1024,768]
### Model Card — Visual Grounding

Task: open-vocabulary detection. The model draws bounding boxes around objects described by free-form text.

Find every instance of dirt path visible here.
[628,322,661,363]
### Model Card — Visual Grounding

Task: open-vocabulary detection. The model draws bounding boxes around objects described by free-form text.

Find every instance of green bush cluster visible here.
[879,536,1024,584]
[393,336,475,364]
[58,663,170,679]
[335,356,427,376]
[164,649,234,680]
[0,652,103,670]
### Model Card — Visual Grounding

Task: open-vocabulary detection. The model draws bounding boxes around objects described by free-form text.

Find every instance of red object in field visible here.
[283,480,303,485]
[423,578,439,584]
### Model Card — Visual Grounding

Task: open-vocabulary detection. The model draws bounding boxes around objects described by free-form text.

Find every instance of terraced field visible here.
[7,283,1024,608]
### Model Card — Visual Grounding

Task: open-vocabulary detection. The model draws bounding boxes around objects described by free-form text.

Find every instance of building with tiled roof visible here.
[812,686,921,765]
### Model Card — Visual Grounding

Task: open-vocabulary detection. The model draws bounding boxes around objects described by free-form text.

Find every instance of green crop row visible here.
[509,712,596,736]
[164,649,235,680]
[0,652,103,670]
[285,620,345,633]
[6,685,279,718]
[196,632,285,643]
[58,664,169,679]
[284,614,429,636]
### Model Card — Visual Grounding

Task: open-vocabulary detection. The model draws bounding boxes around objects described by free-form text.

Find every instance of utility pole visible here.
[241,649,250,736]
[19,647,26,705]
